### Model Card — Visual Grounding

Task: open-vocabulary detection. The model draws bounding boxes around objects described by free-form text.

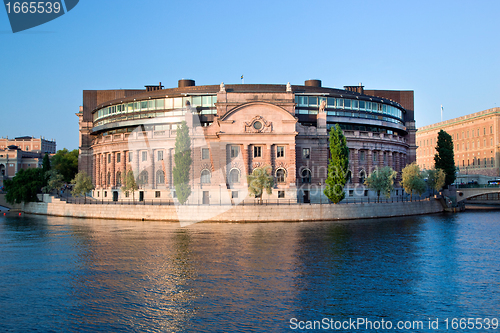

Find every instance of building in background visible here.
[77,79,416,203]
[0,136,56,187]
[416,108,500,183]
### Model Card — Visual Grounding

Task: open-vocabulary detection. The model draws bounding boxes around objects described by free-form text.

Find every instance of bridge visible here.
[456,186,500,203]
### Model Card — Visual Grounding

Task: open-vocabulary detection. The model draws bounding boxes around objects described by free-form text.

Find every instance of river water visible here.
[0,210,499,332]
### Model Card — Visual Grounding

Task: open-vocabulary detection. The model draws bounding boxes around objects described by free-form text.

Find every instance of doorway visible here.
[203,191,210,205]
[139,191,144,202]
[303,190,310,203]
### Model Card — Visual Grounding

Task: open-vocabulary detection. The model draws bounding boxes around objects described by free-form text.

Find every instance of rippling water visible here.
[0,210,499,332]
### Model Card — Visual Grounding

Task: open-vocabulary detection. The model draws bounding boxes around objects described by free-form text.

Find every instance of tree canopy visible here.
[43,169,64,194]
[434,130,455,187]
[173,121,192,204]
[71,171,94,204]
[247,165,274,203]
[121,169,138,202]
[4,168,44,204]
[324,124,349,204]
[364,166,397,201]
[51,149,79,183]
[426,168,446,194]
[400,162,426,200]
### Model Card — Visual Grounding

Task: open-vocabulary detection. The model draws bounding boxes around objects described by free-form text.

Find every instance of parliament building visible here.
[77,79,416,203]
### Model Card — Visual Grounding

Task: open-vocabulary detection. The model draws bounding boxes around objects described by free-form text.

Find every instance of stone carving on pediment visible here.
[251,162,265,170]
[244,116,272,133]
[201,162,213,172]
[230,160,244,171]
[275,161,288,170]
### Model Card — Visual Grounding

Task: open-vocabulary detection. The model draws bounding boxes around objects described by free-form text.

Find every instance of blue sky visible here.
[1,0,499,150]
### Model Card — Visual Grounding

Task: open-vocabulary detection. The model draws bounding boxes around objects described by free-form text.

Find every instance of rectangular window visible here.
[155,191,161,198]
[104,191,107,198]
[125,192,129,198]
[230,146,239,158]
[253,146,262,158]
[156,99,164,109]
[302,148,310,159]
[373,152,377,162]
[491,126,493,134]
[278,191,285,198]
[157,151,163,161]
[232,191,238,199]
[202,148,210,160]
[142,151,147,161]
[277,146,285,158]
[129,152,133,162]
[349,190,354,196]
[116,153,121,163]
[360,151,365,161]
[108,154,111,163]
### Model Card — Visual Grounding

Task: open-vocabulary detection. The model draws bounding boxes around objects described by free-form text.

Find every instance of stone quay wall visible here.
[16,195,445,223]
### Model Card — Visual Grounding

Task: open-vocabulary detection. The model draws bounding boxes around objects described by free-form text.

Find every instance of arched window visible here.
[359,170,366,184]
[229,169,240,184]
[0,164,5,176]
[156,170,165,184]
[276,168,286,183]
[139,170,148,185]
[116,171,121,186]
[201,169,211,184]
[301,169,311,183]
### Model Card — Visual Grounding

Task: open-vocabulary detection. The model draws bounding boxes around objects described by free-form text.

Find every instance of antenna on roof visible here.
[441,105,443,122]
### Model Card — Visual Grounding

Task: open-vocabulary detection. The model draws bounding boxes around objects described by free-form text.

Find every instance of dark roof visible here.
[94,84,405,111]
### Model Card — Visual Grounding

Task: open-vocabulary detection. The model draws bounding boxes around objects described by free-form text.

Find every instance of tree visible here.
[42,153,51,174]
[247,165,274,204]
[364,166,397,202]
[71,171,94,204]
[173,121,192,204]
[434,130,455,187]
[43,169,64,194]
[121,169,138,202]
[4,168,44,204]
[426,168,446,195]
[324,124,349,204]
[400,163,426,201]
[51,149,79,183]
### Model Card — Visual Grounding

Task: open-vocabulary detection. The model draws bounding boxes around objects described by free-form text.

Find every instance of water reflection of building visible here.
[0,136,56,187]
[78,79,416,203]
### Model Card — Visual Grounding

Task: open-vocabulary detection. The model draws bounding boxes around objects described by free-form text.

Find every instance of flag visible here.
[241,75,244,80]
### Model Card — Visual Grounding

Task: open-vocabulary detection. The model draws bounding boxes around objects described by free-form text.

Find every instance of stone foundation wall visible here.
[20,195,444,223]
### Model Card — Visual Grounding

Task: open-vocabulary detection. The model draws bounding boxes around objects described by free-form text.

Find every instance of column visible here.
[148,150,154,188]
[110,152,115,187]
[352,149,359,184]
[242,144,250,175]
[94,154,99,187]
[266,144,272,170]
[135,150,140,179]
[388,151,393,170]
[367,150,373,176]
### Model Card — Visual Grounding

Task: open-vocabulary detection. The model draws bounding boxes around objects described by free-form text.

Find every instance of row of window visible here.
[93,95,218,122]
[295,96,404,119]
[457,157,496,167]
[420,126,494,147]
[99,167,289,186]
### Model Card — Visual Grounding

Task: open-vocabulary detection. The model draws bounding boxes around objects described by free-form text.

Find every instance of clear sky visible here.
[1,0,499,150]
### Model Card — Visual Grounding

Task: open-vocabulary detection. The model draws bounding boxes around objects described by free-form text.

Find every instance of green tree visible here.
[434,130,455,187]
[43,169,64,194]
[173,121,192,204]
[247,165,274,204]
[324,124,349,204]
[5,168,44,204]
[364,166,397,202]
[426,168,446,195]
[71,171,94,204]
[400,162,426,201]
[121,169,138,202]
[51,149,79,183]
[42,153,51,173]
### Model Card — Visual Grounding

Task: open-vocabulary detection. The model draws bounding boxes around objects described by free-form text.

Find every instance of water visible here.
[0,210,499,332]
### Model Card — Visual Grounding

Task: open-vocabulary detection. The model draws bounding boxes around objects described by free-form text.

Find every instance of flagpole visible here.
[241,75,244,84]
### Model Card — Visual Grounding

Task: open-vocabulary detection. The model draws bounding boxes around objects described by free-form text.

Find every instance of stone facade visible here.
[416,108,500,178]
[78,80,416,203]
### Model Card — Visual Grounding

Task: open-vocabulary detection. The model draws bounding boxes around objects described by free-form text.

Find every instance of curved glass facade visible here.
[93,95,218,127]
[295,95,404,125]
